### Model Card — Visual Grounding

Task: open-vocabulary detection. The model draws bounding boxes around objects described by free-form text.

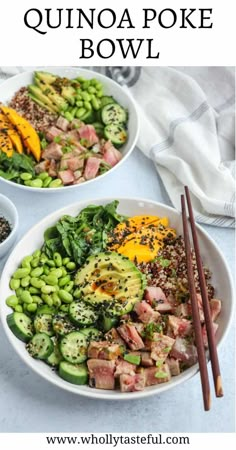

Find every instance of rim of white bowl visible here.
[0,193,19,249]
[0,197,234,400]
[0,68,140,193]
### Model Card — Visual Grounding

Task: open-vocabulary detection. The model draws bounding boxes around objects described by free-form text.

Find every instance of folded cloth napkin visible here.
[0,66,235,227]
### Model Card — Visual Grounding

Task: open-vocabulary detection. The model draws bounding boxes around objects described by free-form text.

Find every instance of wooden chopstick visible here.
[181,194,211,411]
[184,186,223,398]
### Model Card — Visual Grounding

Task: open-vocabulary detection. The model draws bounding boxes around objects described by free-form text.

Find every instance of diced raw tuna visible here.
[68,119,83,130]
[105,328,125,346]
[48,159,57,178]
[150,333,175,361]
[42,143,63,161]
[167,315,192,338]
[87,359,116,390]
[140,352,154,367]
[73,170,82,180]
[73,177,85,185]
[170,337,198,366]
[66,157,84,172]
[117,324,145,351]
[166,357,181,376]
[56,116,70,132]
[119,373,146,392]
[210,299,221,321]
[35,160,49,174]
[144,363,171,386]
[102,141,122,167]
[84,157,101,180]
[58,169,75,185]
[88,341,122,360]
[145,286,172,312]
[134,301,160,324]
[175,303,191,318]
[196,294,205,322]
[79,125,99,147]
[46,126,62,142]
[115,359,136,377]
[133,322,145,336]
[202,322,219,348]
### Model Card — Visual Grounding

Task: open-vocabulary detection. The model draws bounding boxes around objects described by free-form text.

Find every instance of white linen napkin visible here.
[0,66,235,227]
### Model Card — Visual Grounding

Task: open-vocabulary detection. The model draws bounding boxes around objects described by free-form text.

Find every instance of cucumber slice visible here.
[82,110,96,124]
[46,338,62,367]
[26,333,53,359]
[80,327,103,342]
[7,312,33,343]
[100,96,116,108]
[101,103,127,125]
[59,362,88,385]
[34,314,54,336]
[104,124,127,147]
[37,305,57,315]
[92,122,104,137]
[60,331,88,364]
[52,312,75,336]
[69,301,99,326]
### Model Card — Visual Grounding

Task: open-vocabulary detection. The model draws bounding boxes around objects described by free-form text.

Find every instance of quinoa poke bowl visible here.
[0,68,139,192]
[0,198,233,400]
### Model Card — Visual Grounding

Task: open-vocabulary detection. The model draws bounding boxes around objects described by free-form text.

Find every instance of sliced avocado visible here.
[34,71,57,85]
[34,79,68,112]
[28,86,58,113]
[61,86,76,105]
[75,252,145,316]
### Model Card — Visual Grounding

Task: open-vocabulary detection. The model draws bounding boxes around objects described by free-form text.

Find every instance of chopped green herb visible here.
[124,354,141,365]
[155,370,168,379]
[163,346,171,353]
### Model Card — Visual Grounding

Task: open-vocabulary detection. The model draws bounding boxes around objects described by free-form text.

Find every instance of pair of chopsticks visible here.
[181,186,223,411]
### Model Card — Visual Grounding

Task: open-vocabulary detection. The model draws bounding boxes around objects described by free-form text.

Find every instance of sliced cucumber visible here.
[100,96,116,108]
[7,312,33,343]
[52,312,75,336]
[101,103,127,125]
[80,327,103,342]
[46,338,62,367]
[59,361,88,385]
[82,110,96,124]
[34,314,54,336]
[60,331,88,364]
[37,305,57,315]
[104,124,127,146]
[92,122,104,137]
[69,301,99,326]
[26,333,53,359]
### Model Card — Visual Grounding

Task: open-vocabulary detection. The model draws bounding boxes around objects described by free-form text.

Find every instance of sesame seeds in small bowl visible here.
[0,194,18,259]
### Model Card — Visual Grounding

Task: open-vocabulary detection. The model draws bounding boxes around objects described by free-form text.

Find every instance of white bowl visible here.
[0,194,18,259]
[0,198,233,400]
[0,67,139,193]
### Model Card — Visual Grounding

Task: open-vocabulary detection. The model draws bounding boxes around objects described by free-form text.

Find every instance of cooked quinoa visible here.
[9,87,57,133]
[137,236,214,301]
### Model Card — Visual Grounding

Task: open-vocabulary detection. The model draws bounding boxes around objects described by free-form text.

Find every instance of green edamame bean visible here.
[43,176,53,188]
[43,266,50,275]
[77,76,86,83]
[21,276,31,288]
[31,258,40,268]
[87,86,96,94]
[44,275,58,286]
[91,97,100,111]
[24,180,32,187]
[73,288,81,299]
[66,262,76,271]
[96,90,103,98]
[40,254,48,264]
[10,278,20,290]
[64,112,73,122]
[50,268,63,278]
[53,252,62,267]
[15,305,23,313]
[32,295,43,305]
[41,294,53,307]
[58,290,73,303]
[84,101,92,111]
[60,304,69,313]
[29,286,40,294]
[95,81,103,90]
[64,281,74,292]
[76,100,83,108]
[6,295,19,308]
[41,285,56,294]
[33,250,41,258]
[16,287,24,297]
[30,179,43,188]
[20,291,33,304]
[62,257,70,266]
[58,275,71,287]
[21,255,33,269]
[13,268,30,279]
[26,303,38,313]
[82,80,90,90]
[31,267,44,277]
[30,278,46,289]
[38,172,48,181]
[52,292,61,307]
[49,179,62,188]
[90,78,97,86]
[60,267,68,277]
[81,91,91,101]
[47,260,55,268]
[76,107,86,118]
[20,172,33,181]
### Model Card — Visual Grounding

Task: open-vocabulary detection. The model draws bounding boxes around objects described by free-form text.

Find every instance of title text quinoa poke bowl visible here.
[0,68,139,193]
[0,198,233,400]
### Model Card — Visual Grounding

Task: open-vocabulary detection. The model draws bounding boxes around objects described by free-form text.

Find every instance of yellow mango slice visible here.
[0,132,13,157]
[117,235,164,263]
[1,106,41,161]
[0,113,23,154]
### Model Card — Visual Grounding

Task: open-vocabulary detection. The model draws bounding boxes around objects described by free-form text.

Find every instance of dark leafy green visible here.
[0,151,35,181]
[43,201,126,266]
